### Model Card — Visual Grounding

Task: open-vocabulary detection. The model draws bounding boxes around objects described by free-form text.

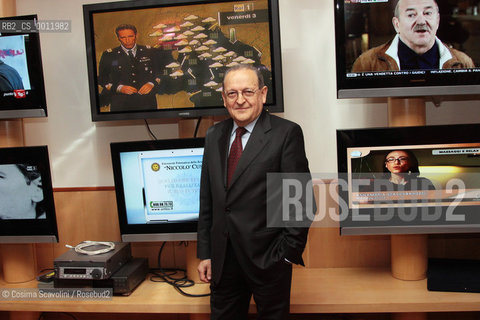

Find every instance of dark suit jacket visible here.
[0,61,24,91]
[197,110,313,284]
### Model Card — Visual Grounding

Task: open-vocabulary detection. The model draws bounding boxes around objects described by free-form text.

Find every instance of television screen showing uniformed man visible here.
[91,0,274,113]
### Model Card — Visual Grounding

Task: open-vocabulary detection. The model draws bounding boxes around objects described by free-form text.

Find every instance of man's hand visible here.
[119,85,138,95]
[197,259,212,283]
[138,82,154,95]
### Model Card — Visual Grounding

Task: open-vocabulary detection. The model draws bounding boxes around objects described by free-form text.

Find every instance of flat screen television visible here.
[0,146,58,243]
[83,0,283,121]
[110,138,204,242]
[337,124,480,235]
[0,15,47,119]
[334,0,480,98]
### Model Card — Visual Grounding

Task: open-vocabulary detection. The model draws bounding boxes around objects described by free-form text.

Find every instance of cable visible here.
[65,241,115,255]
[193,116,202,138]
[150,267,210,297]
[150,241,210,297]
[144,119,158,140]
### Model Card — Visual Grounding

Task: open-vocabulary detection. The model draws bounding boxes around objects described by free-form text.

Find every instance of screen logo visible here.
[13,89,26,98]
[234,4,254,12]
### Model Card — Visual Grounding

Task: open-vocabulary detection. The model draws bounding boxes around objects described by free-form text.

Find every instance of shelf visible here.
[290,268,480,313]
[1,268,480,314]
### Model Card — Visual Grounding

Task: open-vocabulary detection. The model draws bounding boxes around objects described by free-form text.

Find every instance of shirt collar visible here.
[121,44,137,56]
[386,34,451,69]
[397,38,439,70]
[231,114,260,137]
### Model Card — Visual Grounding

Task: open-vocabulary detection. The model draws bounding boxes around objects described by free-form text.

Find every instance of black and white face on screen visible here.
[0,146,58,243]
[0,164,44,220]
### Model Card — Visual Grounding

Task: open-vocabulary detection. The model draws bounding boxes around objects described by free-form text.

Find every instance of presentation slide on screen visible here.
[120,148,203,224]
[346,143,480,209]
[140,154,202,222]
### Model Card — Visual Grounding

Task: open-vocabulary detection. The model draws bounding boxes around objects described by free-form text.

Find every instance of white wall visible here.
[16,0,480,187]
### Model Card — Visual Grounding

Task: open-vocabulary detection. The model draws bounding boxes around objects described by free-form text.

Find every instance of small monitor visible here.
[0,15,47,119]
[0,146,58,243]
[110,138,205,242]
[337,124,480,235]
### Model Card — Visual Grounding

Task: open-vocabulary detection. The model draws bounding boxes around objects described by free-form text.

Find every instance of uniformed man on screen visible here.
[97,24,159,112]
[352,0,475,72]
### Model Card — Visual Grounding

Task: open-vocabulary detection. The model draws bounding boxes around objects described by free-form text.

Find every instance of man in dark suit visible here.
[0,59,24,92]
[197,64,314,319]
[97,24,159,112]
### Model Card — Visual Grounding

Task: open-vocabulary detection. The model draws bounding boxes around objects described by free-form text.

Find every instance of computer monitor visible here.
[84,0,283,121]
[0,146,58,243]
[337,124,480,235]
[110,138,204,242]
[334,0,480,98]
[0,15,48,119]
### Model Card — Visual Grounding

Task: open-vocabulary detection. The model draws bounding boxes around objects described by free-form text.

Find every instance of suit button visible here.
[225,208,231,214]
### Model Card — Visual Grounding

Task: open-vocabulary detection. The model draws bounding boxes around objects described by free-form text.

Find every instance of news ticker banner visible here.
[266,172,480,228]
[0,288,112,301]
[347,68,480,78]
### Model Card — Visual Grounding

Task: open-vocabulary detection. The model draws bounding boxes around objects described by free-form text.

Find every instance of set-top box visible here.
[54,242,132,280]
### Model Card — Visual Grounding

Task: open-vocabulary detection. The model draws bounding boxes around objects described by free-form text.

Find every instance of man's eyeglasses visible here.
[224,88,259,100]
[386,157,409,163]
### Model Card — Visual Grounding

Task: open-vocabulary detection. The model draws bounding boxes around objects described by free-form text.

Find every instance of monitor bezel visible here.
[83,0,283,121]
[333,0,480,99]
[337,124,480,236]
[0,146,58,243]
[0,14,48,119]
[110,138,205,242]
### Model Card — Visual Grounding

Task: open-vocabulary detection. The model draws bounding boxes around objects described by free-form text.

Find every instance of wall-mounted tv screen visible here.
[84,0,283,121]
[111,138,204,242]
[0,15,47,119]
[337,124,480,235]
[334,0,480,98]
[0,146,58,243]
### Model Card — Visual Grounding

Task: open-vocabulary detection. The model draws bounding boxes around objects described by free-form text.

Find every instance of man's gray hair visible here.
[222,64,265,89]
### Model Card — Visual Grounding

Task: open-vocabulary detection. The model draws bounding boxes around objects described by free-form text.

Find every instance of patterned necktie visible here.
[227,127,247,186]
[127,49,135,62]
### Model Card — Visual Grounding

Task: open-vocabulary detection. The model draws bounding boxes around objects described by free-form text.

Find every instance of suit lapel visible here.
[217,119,233,189]
[228,111,271,188]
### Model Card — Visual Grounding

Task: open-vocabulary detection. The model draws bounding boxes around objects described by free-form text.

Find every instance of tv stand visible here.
[388,97,428,319]
[0,108,38,319]
[387,97,426,127]
[0,118,38,284]
[178,117,215,286]
[0,244,37,283]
